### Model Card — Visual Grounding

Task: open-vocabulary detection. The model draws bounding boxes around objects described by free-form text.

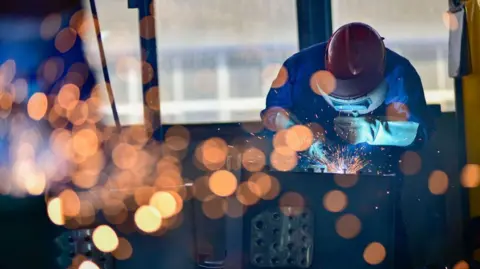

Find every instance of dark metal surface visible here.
[241,171,397,269]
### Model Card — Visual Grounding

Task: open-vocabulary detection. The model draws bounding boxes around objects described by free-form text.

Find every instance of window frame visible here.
[129,0,334,129]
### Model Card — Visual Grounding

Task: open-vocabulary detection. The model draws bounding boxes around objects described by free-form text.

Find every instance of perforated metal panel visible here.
[56,228,115,269]
[250,208,314,268]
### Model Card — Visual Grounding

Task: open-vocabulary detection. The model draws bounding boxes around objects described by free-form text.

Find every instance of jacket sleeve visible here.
[385,61,435,149]
[260,57,297,129]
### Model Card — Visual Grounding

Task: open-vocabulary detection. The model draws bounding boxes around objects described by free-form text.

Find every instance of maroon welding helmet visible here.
[325,22,386,100]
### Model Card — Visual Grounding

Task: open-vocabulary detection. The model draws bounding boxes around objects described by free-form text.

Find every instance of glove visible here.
[308,140,325,160]
[334,116,420,147]
[275,111,295,130]
[274,111,302,130]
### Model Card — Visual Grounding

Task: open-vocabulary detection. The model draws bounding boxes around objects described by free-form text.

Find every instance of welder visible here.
[262,22,434,173]
[261,22,435,268]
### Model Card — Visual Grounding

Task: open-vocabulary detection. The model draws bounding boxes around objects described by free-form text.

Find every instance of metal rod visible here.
[88,0,122,132]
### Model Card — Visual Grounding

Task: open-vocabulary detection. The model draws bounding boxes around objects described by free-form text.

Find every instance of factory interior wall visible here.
[0,111,468,268]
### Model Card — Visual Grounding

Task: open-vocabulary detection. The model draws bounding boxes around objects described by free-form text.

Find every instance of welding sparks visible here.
[308,145,369,174]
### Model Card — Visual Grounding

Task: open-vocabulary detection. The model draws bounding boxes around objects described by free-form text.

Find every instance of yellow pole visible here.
[463,1,480,219]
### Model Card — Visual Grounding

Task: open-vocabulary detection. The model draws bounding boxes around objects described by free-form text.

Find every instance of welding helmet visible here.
[322,22,387,115]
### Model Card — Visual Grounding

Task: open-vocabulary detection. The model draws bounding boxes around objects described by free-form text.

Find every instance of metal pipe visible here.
[88,0,122,132]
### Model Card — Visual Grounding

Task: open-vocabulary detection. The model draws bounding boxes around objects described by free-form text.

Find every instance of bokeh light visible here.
[273,129,295,156]
[92,225,119,253]
[112,237,133,260]
[140,16,156,39]
[323,190,348,213]
[134,186,155,206]
[261,175,281,200]
[67,100,89,125]
[270,150,297,172]
[142,61,154,84]
[65,67,88,88]
[202,196,227,219]
[285,125,314,152]
[41,57,64,83]
[72,128,99,158]
[262,107,289,132]
[69,9,86,32]
[165,125,190,151]
[248,172,273,199]
[209,170,238,197]
[0,59,15,85]
[336,214,362,239]
[310,70,336,95]
[453,260,470,269]
[363,242,386,265]
[58,83,80,110]
[443,11,459,31]
[267,65,288,89]
[334,174,358,188]
[199,138,229,170]
[40,13,62,40]
[0,92,12,118]
[135,205,162,233]
[47,197,65,225]
[428,170,449,195]
[461,164,480,188]
[242,147,266,172]
[145,87,160,110]
[240,121,264,134]
[76,200,96,226]
[149,191,178,219]
[12,78,28,103]
[79,260,100,269]
[27,92,48,120]
[112,143,138,169]
[399,151,422,175]
[279,192,305,216]
[103,199,128,225]
[193,176,214,201]
[73,167,103,189]
[24,171,47,195]
[236,182,260,206]
[55,27,77,53]
[59,189,81,217]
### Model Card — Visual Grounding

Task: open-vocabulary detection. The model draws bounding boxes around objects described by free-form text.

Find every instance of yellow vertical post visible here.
[463,1,480,219]
[463,2,480,261]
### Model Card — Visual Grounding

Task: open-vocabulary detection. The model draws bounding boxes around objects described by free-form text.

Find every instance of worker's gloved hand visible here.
[307,140,326,160]
[334,116,420,147]
[334,116,378,145]
[275,111,300,130]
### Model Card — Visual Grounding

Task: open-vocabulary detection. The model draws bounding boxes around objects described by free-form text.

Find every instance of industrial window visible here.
[83,0,299,125]
[331,0,454,112]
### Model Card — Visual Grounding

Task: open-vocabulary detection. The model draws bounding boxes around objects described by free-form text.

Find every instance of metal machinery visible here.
[240,170,397,269]
[56,0,480,269]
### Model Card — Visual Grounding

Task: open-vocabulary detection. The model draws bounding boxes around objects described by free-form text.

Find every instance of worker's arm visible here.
[261,57,299,131]
[334,62,434,148]
[379,61,435,148]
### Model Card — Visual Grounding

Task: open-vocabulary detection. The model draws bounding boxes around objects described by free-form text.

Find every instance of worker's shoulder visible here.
[284,42,328,66]
[385,47,415,70]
